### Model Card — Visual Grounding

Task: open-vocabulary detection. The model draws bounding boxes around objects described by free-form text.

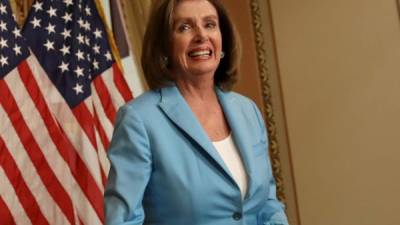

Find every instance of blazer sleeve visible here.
[251,101,290,225]
[104,105,152,225]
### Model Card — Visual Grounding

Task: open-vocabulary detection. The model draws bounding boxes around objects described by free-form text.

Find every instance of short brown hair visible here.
[141,0,241,91]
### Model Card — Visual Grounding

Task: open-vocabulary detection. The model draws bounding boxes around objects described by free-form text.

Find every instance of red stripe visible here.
[18,61,105,223]
[0,79,74,224]
[57,122,105,223]
[93,109,110,151]
[112,64,133,102]
[0,136,49,225]
[79,217,85,225]
[72,103,98,150]
[93,109,110,186]
[93,75,117,124]
[0,196,16,225]
[101,166,107,186]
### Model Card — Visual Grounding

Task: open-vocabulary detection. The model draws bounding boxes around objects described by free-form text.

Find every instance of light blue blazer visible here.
[104,85,289,225]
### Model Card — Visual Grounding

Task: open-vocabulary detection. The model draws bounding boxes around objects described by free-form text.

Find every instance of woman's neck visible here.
[176,78,216,103]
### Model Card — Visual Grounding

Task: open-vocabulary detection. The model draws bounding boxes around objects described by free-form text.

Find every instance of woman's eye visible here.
[205,21,217,29]
[178,24,191,32]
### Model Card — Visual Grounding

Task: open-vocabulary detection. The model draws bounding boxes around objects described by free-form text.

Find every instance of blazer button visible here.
[232,212,242,221]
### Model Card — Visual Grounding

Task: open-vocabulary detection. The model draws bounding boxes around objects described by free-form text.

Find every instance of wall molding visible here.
[397,0,400,22]
[249,0,286,203]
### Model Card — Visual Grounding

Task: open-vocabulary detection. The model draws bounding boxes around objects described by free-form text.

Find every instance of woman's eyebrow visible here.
[203,15,218,20]
[172,14,218,28]
[174,14,218,22]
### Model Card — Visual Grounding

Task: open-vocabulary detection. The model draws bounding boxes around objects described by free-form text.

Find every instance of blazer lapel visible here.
[158,86,234,183]
[216,88,256,200]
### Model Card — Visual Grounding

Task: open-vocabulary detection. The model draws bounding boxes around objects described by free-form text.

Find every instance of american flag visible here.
[0,0,133,224]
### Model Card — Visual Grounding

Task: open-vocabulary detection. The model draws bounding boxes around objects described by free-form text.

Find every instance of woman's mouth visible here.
[188,49,212,58]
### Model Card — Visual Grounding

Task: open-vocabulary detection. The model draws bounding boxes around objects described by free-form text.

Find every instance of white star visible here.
[85,36,90,46]
[0,55,8,66]
[85,6,91,16]
[93,28,102,39]
[63,0,73,7]
[92,44,100,54]
[59,44,70,55]
[58,61,69,73]
[78,18,85,28]
[73,83,84,95]
[0,20,7,31]
[76,33,85,44]
[12,27,21,38]
[74,66,84,77]
[92,59,99,70]
[61,28,71,39]
[43,39,55,51]
[75,49,85,61]
[105,51,112,61]
[13,44,22,55]
[30,17,41,28]
[87,54,91,61]
[83,21,90,31]
[0,38,8,48]
[47,6,57,18]
[62,12,72,23]
[0,4,7,14]
[32,1,43,12]
[45,23,56,34]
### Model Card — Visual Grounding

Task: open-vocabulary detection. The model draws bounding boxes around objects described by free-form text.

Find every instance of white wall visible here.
[269,0,400,224]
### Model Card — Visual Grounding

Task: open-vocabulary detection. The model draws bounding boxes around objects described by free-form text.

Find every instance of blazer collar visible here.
[216,88,256,200]
[158,86,232,179]
[158,85,255,198]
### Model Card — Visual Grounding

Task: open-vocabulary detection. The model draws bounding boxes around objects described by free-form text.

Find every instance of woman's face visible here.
[170,0,222,80]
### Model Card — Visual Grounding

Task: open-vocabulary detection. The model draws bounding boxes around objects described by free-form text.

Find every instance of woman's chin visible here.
[185,62,219,76]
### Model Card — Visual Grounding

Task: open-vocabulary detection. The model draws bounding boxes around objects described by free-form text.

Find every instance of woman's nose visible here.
[194,27,207,42]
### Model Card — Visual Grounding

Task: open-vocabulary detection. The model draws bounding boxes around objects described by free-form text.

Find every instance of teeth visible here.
[188,50,211,57]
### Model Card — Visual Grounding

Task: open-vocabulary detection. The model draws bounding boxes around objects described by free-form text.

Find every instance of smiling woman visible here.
[104,1,290,225]
[169,0,222,84]
[141,0,240,91]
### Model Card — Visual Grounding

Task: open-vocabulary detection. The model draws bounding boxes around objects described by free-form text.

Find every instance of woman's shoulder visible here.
[228,91,253,103]
[220,89,263,121]
[219,89,258,109]
[118,89,161,115]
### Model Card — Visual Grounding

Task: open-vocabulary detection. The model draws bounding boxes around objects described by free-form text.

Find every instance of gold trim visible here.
[11,0,33,27]
[249,0,286,203]
[397,0,400,22]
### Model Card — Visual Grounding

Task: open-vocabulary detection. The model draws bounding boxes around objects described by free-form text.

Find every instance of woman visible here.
[104,0,289,225]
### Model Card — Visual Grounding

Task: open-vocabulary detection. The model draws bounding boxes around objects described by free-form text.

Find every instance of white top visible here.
[213,134,248,198]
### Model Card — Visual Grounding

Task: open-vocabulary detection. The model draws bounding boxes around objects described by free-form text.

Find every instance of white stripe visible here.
[84,97,95,114]
[121,54,145,97]
[95,128,111,176]
[0,167,32,225]
[4,69,103,225]
[90,88,112,176]
[82,97,106,193]
[91,83,113,140]
[99,68,126,110]
[0,105,68,225]
[26,55,104,190]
